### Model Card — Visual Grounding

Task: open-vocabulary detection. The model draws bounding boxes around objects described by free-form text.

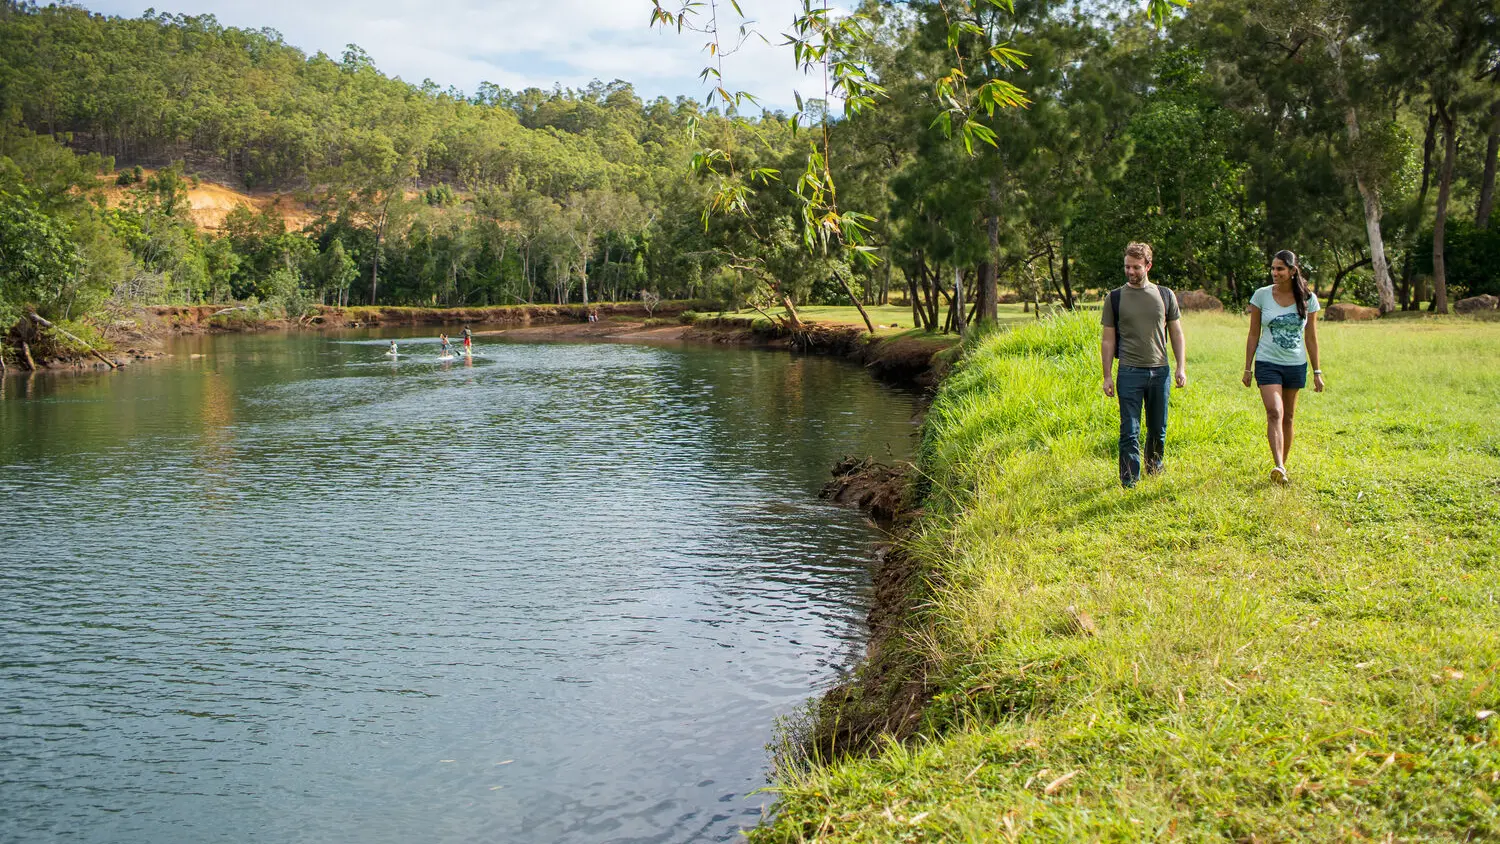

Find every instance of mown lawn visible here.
[756,312,1500,841]
[715,303,1044,337]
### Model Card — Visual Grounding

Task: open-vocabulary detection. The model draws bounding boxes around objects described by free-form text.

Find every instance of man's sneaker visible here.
[1270,466,1288,485]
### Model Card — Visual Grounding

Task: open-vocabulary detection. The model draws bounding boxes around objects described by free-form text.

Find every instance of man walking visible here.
[1101,242,1187,488]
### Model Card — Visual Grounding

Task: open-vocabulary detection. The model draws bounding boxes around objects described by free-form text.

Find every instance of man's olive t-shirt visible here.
[1100,282,1180,368]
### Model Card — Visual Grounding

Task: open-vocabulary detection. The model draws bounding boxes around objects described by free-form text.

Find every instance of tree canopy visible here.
[1,0,1496,333]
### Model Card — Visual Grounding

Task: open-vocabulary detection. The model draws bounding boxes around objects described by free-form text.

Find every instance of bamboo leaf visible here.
[1147,0,1190,26]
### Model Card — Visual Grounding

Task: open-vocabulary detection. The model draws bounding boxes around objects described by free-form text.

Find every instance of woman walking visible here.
[1243,250,1324,484]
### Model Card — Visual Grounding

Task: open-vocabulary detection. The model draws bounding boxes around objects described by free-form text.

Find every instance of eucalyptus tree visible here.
[316,238,356,306]
[649,0,1187,331]
[1182,0,1415,311]
[564,188,643,306]
[1359,0,1500,313]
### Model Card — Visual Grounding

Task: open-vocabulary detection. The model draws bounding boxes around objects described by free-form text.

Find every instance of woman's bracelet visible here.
[1313,369,1323,375]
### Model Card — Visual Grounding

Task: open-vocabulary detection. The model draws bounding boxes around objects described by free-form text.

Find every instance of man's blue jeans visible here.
[1117,364,1170,488]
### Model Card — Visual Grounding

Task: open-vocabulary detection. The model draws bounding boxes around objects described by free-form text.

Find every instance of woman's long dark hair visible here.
[1273,249,1309,320]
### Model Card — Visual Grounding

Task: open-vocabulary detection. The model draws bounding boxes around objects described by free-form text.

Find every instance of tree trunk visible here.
[1328,35,1397,313]
[578,234,594,307]
[1219,224,1239,301]
[1351,164,1396,313]
[908,256,923,329]
[978,201,999,322]
[1060,238,1075,309]
[780,294,803,328]
[369,201,389,305]
[927,262,940,331]
[976,260,994,323]
[1045,240,1076,308]
[953,267,967,337]
[1432,99,1457,314]
[834,272,875,333]
[1401,107,1440,310]
[1326,256,1370,308]
[1476,98,1500,229]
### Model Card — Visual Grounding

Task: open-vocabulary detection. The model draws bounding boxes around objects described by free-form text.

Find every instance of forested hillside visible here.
[2,0,1497,358]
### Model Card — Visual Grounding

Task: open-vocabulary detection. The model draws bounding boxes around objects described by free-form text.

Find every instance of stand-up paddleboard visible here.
[384,351,401,358]
[437,353,456,361]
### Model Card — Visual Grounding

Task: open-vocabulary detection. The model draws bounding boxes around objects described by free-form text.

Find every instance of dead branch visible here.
[29,313,116,369]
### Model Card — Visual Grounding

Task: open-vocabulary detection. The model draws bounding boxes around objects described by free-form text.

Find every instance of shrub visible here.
[1414,218,1500,298]
[42,317,113,357]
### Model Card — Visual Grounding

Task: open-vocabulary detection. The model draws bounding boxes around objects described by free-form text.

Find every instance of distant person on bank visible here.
[1243,250,1323,485]
[1101,242,1187,488]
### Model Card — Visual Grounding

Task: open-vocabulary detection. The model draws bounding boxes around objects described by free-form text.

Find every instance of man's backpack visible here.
[1108,285,1175,359]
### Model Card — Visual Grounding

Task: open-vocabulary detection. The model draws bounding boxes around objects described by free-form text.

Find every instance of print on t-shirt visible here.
[1266,312,1304,351]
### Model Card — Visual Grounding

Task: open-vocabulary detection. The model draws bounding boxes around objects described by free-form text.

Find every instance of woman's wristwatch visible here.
[1313,369,1323,375]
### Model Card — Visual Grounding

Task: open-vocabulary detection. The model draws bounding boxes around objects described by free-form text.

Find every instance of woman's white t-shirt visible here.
[1251,286,1320,366]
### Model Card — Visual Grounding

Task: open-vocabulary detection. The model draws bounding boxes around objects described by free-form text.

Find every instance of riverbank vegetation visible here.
[4,0,1500,368]
[758,312,1500,840]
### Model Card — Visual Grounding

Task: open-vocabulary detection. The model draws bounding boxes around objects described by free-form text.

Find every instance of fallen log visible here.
[21,339,36,371]
[30,313,117,369]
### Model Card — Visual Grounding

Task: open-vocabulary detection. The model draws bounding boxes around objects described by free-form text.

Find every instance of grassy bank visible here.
[759,312,1500,841]
[717,303,1052,337]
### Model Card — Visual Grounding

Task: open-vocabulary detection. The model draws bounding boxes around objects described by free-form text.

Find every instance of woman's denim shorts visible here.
[1254,361,1307,390]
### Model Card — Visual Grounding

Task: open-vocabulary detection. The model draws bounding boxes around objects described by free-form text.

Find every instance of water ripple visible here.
[0,332,918,844]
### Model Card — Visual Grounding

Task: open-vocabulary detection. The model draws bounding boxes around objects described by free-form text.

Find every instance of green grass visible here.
[756,312,1500,841]
[718,303,1042,337]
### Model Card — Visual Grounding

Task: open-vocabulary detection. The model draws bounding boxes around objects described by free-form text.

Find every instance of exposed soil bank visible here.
[813,457,938,757]
[683,317,955,389]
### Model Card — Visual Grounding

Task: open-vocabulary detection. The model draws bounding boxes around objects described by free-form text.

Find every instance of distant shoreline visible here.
[6,303,956,390]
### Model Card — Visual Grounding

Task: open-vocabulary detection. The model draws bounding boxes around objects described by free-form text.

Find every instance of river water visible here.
[0,330,919,844]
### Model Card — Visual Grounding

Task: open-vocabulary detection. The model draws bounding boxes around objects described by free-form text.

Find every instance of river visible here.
[0,329,919,844]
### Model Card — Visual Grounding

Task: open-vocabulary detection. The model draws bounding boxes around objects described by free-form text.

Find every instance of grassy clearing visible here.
[757,312,1500,841]
[715,304,1045,337]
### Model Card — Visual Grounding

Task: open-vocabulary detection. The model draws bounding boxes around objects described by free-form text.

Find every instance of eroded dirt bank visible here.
[812,457,939,758]
[683,317,954,389]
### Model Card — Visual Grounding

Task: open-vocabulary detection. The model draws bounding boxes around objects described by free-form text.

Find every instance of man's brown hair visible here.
[1124,242,1153,264]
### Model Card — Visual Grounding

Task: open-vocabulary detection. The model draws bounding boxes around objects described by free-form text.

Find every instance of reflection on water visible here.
[0,331,918,844]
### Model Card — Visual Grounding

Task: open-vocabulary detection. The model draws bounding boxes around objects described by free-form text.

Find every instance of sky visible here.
[77,0,852,111]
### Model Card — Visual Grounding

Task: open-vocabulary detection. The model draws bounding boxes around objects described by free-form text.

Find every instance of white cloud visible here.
[79,0,851,111]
